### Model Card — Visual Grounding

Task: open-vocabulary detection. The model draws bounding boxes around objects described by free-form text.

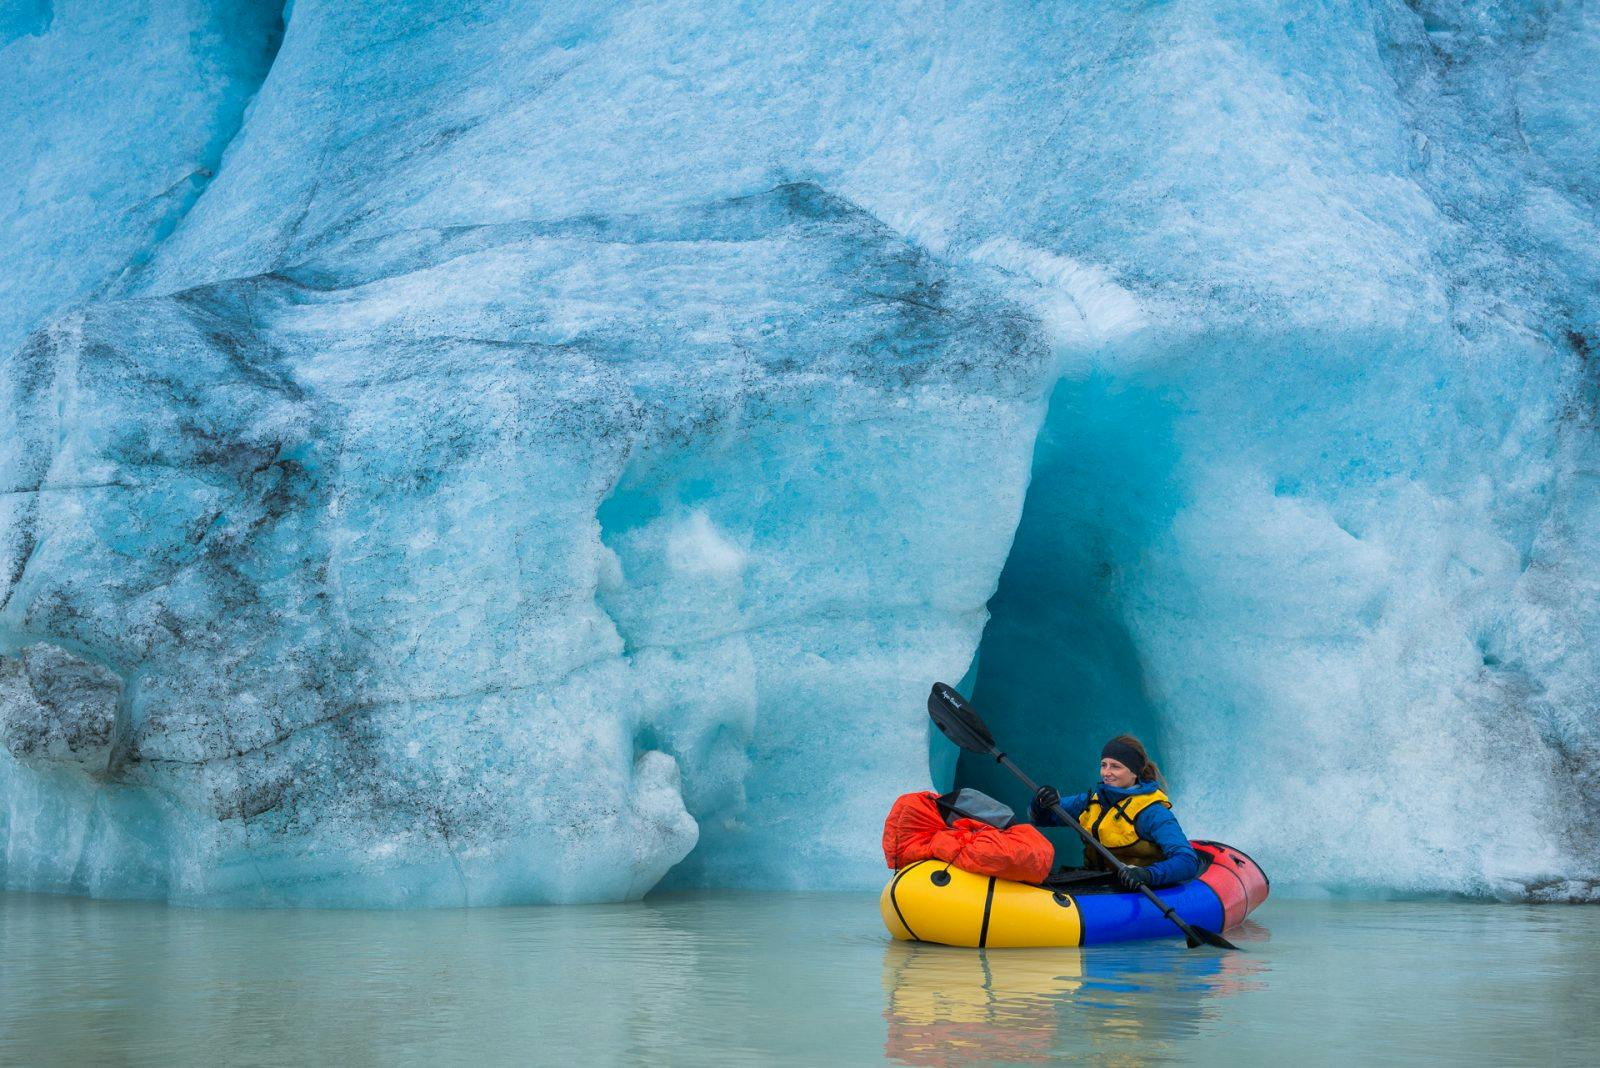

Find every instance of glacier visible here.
[2,0,1598,904]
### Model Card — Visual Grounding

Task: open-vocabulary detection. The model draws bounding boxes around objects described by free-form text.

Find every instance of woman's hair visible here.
[1107,733,1165,787]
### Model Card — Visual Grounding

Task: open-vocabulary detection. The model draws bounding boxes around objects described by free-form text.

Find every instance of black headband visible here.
[1101,739,1145,775]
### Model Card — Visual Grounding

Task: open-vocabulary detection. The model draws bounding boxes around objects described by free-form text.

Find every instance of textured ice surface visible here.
[1,183,1044,904]
[957,0,1600,900]
[3,0,1599,903]
[0,0,284,358]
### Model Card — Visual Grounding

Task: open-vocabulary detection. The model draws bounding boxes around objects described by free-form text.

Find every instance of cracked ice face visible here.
[0,186,1047,904]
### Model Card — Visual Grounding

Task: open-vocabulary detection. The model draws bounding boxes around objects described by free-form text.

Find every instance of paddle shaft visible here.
[992,751,1215,947]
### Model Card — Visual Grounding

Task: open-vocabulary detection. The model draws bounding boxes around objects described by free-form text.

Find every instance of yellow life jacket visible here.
[1078,787,1172,870]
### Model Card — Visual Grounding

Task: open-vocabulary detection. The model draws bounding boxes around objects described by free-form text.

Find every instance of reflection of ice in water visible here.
[882,920,1270,1066]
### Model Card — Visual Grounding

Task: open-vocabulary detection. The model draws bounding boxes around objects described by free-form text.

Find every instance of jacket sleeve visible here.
[1029,790,1089,827]
[1133,805,1201,886]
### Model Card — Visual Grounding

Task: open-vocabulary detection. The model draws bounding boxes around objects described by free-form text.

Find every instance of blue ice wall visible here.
[3,0,1598,904]
[0,0,285,357]
[960,1,1600,899]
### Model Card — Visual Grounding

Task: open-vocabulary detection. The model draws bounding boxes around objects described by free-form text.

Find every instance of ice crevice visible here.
[111,0,292,289]
[0,0,290,358]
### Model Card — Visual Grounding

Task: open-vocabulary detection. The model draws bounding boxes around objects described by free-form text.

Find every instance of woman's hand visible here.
[1032,785,1060,812]
[1118,866,1154,889]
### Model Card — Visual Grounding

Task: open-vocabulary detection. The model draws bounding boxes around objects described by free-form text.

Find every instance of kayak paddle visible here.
[927,681,1240,951]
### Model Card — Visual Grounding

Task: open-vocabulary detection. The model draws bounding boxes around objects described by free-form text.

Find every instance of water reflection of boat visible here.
[882,945,1083,1065]
[882,922,1270,1066]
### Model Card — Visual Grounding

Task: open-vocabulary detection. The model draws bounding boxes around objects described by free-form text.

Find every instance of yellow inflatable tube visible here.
[880,859,1083,948]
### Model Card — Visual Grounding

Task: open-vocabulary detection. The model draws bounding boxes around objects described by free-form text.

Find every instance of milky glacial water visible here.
[2,893,1596,1066]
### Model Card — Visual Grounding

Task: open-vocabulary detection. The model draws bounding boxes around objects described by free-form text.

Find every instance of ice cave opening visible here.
[942,372,1175,866]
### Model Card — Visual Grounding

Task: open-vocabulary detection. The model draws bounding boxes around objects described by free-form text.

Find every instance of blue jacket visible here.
[1030,780,1201,887]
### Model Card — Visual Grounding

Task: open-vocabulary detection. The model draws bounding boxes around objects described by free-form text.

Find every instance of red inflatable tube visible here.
[1194,840,1271,931]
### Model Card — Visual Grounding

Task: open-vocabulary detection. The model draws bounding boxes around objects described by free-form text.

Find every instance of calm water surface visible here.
[2,892,1597,1065]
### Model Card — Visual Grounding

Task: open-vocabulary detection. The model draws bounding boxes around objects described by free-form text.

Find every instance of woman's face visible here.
[1100,757,1137,789]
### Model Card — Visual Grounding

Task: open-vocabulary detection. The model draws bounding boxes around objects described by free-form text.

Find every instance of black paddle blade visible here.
[927,682,997,755]
[1188,926,1241,951]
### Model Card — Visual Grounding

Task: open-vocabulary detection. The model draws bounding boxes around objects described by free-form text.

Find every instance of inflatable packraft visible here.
[881,841,1268,948]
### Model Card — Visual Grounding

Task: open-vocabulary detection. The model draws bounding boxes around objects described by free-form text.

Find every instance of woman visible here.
[1029,734,1200,889]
